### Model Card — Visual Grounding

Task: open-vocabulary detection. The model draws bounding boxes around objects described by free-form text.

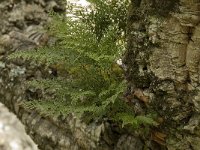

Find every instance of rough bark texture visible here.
[1,0,200,149]
[124,0,200,149]
[0,103,38,150]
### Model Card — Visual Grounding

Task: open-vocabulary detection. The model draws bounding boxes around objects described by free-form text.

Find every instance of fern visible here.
[26,79,63,90]
[10,1,157,129]
[9,46,67,66]
[116,113,158,128]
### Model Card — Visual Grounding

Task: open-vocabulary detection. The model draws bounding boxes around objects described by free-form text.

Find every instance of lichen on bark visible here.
[123,0,200,149]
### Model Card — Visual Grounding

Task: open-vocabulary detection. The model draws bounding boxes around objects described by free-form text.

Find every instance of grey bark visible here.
[0,103,38,150]
[123,0,200,149]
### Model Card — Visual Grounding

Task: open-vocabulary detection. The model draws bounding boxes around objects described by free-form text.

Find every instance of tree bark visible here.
[124,0,200,149]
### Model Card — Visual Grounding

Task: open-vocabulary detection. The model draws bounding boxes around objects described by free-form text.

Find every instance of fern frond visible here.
[117,113,158,128]
[26,78,64,90]
[9,46,67,66]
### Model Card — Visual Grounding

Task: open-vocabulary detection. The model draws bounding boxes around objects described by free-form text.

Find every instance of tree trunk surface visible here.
[0,103,38,150]
[124,0,200,149]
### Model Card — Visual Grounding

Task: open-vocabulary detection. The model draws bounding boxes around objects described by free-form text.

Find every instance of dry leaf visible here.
[151,131,167,145]
[133,89,149,103]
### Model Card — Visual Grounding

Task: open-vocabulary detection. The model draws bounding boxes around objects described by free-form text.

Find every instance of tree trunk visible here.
[123,0,200,149]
